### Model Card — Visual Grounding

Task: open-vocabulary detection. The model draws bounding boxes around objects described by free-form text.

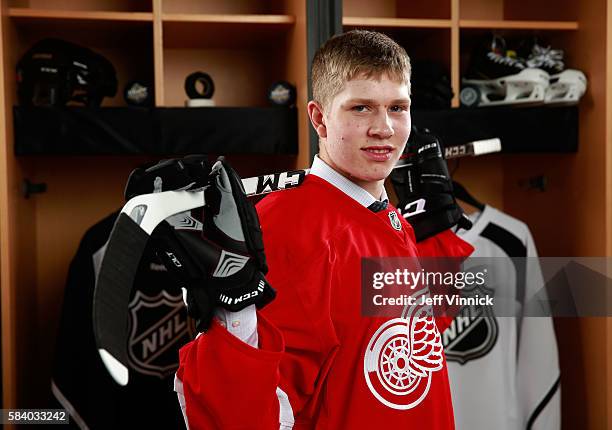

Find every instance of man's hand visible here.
[126,155,275,331]
[390,126,472,242]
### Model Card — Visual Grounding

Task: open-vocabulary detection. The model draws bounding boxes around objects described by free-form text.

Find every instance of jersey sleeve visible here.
[176,312,285,429]
[416,229,475,332]
[51,217,121,429]
[175,246,340,430]
[517,229,561,429]
[416,228,474,259]
[52,237,105,429]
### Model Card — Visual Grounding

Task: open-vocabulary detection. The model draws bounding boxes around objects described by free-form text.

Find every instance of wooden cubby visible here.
[161,22,294,107]
[8,0,153,13]
[10,19,154,107]
[345,0,608,428]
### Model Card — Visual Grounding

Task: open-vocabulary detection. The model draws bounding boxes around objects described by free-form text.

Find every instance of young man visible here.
[170,30,473,429]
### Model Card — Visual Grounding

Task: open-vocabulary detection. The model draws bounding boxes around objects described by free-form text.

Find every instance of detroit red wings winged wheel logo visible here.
[363,289,444,409]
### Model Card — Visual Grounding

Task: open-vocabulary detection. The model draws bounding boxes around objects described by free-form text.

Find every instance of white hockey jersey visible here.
[444,205,560,430]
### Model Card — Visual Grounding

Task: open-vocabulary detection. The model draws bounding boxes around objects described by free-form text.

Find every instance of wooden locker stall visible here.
[0,0,308,419]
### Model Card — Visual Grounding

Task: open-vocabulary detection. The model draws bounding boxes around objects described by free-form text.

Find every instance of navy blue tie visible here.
[368,199,389,213]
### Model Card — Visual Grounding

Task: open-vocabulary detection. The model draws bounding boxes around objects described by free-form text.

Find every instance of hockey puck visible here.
[267,81,296,106]
[185,72,215,99]
[460,86,480,107]
[124,80,153,106]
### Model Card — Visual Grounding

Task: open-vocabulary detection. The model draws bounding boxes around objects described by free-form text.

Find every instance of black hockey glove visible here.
[124,154,211,199]
[128,156,275,332]
[390,126,472,242]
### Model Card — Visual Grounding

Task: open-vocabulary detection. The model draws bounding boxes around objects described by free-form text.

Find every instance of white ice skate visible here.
[460,68,550,107]
[544,69,587,105]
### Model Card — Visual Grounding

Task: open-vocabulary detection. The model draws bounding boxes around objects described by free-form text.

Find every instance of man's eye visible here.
[352,105,368,112]
[390,105,409,112]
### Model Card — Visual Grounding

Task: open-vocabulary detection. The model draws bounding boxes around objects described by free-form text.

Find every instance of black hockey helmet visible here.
[17,38,118,107]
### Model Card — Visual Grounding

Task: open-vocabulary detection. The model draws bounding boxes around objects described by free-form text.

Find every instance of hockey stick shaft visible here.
[444,138,501,159]
[248,138,501,195]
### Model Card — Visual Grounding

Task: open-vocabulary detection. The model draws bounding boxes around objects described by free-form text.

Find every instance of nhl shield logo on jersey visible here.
[388,211,402,231]
[128,290,194,378]
[442,284,498,364]
[363,289,443,410]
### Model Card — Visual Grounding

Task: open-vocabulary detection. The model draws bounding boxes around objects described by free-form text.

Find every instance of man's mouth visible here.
[362,146,394,154]
[361,146,395,161]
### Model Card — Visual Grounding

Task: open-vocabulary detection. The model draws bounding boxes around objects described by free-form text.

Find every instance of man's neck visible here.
[312,154,387,202]
[349,178,385,200]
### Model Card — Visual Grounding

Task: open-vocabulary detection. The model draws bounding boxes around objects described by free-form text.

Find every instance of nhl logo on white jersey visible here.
[442,284,498,364]
[388,211,402,231]
[363,289,443,410]
[128,290,194,378]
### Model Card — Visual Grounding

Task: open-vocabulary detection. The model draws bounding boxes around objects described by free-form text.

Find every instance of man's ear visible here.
[307,100,327,138]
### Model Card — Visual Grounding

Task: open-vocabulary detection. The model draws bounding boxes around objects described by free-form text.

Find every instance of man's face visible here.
[314,73,411,196]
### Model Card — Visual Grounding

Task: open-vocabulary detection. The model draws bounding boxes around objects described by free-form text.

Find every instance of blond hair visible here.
[311,30,411,111]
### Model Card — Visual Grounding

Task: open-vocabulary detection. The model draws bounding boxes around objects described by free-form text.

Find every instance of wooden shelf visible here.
[343,17,578,31]
[9,11,153,54]
[343,16,452,29]
[162,13,295,25]
[8,8,153,22]
[460,19,579,30]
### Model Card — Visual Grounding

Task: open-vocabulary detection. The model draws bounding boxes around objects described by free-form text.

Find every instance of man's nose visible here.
[368,111,394,139]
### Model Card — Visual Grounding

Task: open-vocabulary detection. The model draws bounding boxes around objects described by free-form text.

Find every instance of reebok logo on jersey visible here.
[213,250,249,278]
[149,262,167,272]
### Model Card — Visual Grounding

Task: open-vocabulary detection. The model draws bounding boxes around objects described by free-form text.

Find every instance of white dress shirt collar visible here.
[310,155,388,208]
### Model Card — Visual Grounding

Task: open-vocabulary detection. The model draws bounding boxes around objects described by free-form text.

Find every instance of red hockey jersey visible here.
[176,175,473,429]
